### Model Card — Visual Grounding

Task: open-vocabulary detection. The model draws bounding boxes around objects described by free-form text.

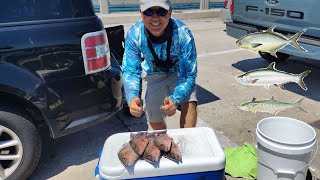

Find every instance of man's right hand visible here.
[129,97,143,117]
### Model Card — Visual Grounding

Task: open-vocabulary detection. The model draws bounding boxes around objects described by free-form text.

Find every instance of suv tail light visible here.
[224,0,228,8]
[230,0,234,14]
[81,30,110,75]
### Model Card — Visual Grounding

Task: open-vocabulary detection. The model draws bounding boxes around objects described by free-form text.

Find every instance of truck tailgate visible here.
[232,0,320,38]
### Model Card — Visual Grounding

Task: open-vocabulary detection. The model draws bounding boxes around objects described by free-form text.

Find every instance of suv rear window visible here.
[1,0,95,23]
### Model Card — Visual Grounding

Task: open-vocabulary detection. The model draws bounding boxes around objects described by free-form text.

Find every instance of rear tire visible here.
[259,51,290,62]
[0,107,42,180]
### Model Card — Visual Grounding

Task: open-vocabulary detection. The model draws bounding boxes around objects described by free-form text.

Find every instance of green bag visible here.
[224,143,258,179]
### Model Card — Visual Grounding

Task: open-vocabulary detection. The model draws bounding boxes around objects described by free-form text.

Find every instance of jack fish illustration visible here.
[237,96,308,115]
[130,132,149,156]
[236,62,311,90]
[118,143,139,167]
[236,26,307,57]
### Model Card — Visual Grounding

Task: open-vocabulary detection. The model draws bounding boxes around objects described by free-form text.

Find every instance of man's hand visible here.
[129,97,143,117]
[161,98,176,116]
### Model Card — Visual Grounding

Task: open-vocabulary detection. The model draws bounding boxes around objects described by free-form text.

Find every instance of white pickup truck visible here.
[225,0,320,62]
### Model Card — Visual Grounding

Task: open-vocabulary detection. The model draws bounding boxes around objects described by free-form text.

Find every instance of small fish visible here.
[236,26,307,57]
[143,140,161,163]
[130,132,149,156]
[118,143,139,167]
[154,134,172,152]
[163,141,182,162]
[236,62,311,90]
[237,95,308,115]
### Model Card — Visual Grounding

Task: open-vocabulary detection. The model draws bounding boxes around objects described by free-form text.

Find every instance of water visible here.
[94,2,224,13]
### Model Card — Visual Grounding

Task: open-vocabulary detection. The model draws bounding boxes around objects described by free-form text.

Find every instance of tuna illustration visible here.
[237,96,308,115]
[143,140,161,163]
[154,134,173,152]
[236,26,307,57]
[118,143,139,167]
[130,132,149,156]
[163,141,182,162]
[236,62,311,90]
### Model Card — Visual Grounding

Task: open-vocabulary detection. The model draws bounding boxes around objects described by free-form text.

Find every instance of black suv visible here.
[0,1,123,179]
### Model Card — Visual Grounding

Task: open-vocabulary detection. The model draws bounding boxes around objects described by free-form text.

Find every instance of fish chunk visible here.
[130,132,149,156]
[143,140,161,163]
[154,134,172,152]
[118,143,139,167]
[163,141,182,162]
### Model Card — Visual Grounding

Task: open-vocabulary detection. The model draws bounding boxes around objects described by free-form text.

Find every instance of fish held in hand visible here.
[143,140,161,163]
[163,141,182,162]
[118,143,139,167]
[236,26,307,58]
[154,134,172,152]
[130,132,149,156]
[237,95,308,116]
[236,62,311,90]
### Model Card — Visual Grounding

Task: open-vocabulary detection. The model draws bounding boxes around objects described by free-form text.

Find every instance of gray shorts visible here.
[141,71,197,122]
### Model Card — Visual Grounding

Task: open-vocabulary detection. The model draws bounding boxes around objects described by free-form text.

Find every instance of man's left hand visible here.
[161,98,176,116]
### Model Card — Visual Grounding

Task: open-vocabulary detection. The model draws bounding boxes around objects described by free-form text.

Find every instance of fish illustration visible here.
[237,96,308,115]
[236,26,307,57]
[118,143,139,167]
[236,62,311,90]
[154,134,172,152]
[130,132,149,156]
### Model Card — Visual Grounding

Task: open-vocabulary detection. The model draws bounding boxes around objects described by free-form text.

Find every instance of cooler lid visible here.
[99,127,226,179]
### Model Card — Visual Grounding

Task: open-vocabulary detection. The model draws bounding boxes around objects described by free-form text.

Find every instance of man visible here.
[122,0,197,130]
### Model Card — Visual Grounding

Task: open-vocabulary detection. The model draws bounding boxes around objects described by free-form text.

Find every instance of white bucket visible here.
[256,117,317,180]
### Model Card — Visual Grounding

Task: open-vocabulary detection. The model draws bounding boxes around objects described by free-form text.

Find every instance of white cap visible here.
[140,0,171,12]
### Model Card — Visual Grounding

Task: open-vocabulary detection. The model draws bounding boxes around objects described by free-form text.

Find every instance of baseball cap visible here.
[140,0,171,12]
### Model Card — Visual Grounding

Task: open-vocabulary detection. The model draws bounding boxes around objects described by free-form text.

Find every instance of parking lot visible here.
[29,17,320,180]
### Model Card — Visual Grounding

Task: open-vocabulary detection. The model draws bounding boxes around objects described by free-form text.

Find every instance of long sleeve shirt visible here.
[122,18,197,106]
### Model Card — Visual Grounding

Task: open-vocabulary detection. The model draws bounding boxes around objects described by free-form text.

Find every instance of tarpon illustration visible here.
[236,26,307,57]
[237,96,308,115]
[236,62,311,90]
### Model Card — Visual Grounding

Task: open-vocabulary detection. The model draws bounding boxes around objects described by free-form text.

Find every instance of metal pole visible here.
[99,0,109,14]
[200,0,209,10]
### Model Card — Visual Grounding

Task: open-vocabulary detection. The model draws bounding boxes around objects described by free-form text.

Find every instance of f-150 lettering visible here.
[245,6,304,19]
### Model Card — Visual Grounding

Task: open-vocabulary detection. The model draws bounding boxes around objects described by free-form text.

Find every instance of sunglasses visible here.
[143,8,169,17]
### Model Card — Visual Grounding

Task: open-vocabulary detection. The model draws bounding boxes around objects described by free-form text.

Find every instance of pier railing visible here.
[95,0,219,14]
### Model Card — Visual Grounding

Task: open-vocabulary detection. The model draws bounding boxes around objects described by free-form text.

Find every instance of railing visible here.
[96,0,213,14]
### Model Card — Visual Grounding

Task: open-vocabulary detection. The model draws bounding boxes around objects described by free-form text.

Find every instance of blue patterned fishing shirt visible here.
[122,18,197,106]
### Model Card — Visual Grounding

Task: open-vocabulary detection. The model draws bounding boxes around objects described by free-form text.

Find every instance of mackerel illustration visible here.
[236,62,311,90]
[237,96,308,115]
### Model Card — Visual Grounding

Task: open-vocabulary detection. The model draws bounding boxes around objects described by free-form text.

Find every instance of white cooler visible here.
[95,127,226,180]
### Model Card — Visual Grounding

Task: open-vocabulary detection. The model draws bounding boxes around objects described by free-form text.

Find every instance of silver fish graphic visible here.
[237,96,307,115]
[236,26,307,57]
[236,62,311,90]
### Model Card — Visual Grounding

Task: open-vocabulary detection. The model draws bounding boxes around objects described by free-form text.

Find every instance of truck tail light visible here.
[81,30,110,75]
[224,0,228,8]
[230,0,234,14]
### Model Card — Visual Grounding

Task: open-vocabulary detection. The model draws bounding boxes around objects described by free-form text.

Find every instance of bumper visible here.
[226,22,320,60]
